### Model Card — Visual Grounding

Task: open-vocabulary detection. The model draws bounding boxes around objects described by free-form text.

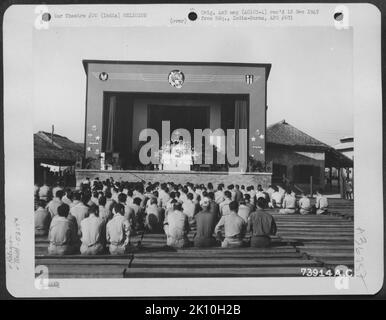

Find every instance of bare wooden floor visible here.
[35,199,354,278]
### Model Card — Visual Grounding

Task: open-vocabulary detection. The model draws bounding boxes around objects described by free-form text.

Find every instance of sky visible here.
[33,25,353,146]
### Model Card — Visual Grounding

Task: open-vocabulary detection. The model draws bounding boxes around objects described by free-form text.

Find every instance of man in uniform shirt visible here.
[193,198,217,247]
[52,182,63,199]
[70,193,90,235]
[215,201,246,248]
[219,190,232,216]
[145,197,163,232]
[315,189,329,215]
[48,203,77,255]
[214,185,225,204]
[46,190,64,217]
[182,193,196,223]
[299,192,312,215]
[279,189,297,214]
[247,197,277,248]
[237,199,252,223]
[35,199,51,236]
[234,185,243,202]
[106,203,131,255]
[80,205,105,255]
[39,182,51,201]
[207,192,220,221]
[163,202,190,248]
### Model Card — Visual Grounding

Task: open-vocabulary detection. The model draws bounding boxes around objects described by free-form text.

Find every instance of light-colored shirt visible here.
[62,195,72,206]
[282,194,296,209]
[46,198,63,217]
[70,202,89,230]
[35,207,51,234]
[158,190,170,208]
[105,199,115,213]
[299,197,311,210]
[215,212,246,239]
[106,214,131,246]
[182,200,196,218]
[214,190,224,204]
[219,199,231,216]
[98,205,110,221]
[237,204,252,223]
[52,187,63,197]
[164,210,189,240]
[80,214,104,247]
[48,216,76,246]
[316,196,328,209]
[271,192,283,205]
[39,185,50,200]
[146,204,161,221]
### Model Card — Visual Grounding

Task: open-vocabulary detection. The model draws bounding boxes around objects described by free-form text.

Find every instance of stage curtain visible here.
[106,95,117,153]
[234,100,248,155]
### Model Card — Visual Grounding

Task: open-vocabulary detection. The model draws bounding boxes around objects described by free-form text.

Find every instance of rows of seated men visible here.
[34,179,329,255]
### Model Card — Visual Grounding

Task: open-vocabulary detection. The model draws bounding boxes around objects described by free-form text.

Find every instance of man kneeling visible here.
[215,201,246,248]
[48,203,78,255]
[247,198,277,248]
[80,204,105,255]
[106,203,131,255]
[193,197,217,248]
[163,202,190,248]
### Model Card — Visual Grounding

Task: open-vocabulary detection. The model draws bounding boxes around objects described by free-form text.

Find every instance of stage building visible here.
[77,60,272,186]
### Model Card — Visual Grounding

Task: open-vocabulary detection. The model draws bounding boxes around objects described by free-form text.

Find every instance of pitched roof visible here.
[266,120,330,150]
[266,120,353,167]
[34,131,84,164]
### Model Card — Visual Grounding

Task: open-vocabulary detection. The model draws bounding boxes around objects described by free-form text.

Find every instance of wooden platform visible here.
[35,199,354,278]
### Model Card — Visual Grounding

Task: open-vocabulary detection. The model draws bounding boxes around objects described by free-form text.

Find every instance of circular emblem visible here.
[168,70,185,89]
[99,72,108,81]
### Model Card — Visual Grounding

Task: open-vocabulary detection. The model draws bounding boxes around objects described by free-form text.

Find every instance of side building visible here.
[266,120,353,194]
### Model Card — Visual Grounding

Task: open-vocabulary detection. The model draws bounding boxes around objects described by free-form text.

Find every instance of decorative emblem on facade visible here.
[168,70,185,88]
[245,74,254,84]
[99,72,108,81]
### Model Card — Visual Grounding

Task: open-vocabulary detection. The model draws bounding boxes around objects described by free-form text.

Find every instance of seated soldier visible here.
[214,201,246,248]
[70,193,90,236]
[130,197,146,230]
[48,203,78,255]
[247,198,277,248]
[237,199,252,223]
[163,202,190,248]
[39,182,51,201]
[219,190,232,216]
[207,192,220,221]
[106,203,131,255]
[315,189,329,215]
[145,197,163,233]
[182,192,196,225]
[298,192,312,215]
[193,197,217,248]
[98,196,111,222]
[270,186,284,208]
[279,188,297,214]
[80,204,105,255]
[46,190,64,217]
[35,199,51,236]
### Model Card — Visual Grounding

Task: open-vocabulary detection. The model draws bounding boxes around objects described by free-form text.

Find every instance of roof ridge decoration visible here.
[36,131,63,150]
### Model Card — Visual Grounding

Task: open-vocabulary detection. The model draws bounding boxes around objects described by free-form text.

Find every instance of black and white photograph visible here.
[2,3,383,297]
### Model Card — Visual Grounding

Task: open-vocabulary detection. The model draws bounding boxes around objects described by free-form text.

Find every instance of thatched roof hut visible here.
[267,120,353,168]
[34,131,84,165]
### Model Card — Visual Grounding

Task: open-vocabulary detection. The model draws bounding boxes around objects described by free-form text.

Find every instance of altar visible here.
[160,140,193,171]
